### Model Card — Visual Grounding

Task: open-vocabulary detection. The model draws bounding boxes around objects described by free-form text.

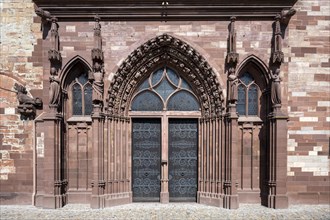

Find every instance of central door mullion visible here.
[160,114,169,203]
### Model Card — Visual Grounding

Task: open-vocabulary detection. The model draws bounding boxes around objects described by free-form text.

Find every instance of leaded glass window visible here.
[131,67,200,111]
[71,73,93,115]
[237,72,260,116]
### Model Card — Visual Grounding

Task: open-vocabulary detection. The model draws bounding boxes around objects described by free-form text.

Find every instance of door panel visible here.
[132,118,161,202]
[169,119,198,202]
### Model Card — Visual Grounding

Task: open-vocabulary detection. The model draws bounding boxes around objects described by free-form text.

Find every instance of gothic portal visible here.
[33,32,289,209]
[2,0,329,211]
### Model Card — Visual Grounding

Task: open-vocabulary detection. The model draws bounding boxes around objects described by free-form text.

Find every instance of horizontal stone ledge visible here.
[34,5,297,21]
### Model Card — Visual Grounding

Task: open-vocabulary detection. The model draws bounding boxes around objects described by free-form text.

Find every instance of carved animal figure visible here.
[14,83,37,105]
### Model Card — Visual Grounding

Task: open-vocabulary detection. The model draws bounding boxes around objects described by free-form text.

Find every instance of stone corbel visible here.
[14,83,43,120]
[280,8,296,25]
[34,5,52,32]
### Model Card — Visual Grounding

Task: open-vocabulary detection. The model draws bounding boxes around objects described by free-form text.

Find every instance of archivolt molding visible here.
[106,34,225,118]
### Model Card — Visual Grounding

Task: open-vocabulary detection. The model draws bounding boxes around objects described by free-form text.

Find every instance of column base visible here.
[91,195,105,209]
[268,194,288,209]
[198,192,223,207]
[35,193,67,209]
[91,192,132,208]
[223,194,239,209]
[160,192,169,203]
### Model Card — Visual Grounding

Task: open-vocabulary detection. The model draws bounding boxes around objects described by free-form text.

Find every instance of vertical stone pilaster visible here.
[223,16,239,209]
[268,114,289,208]
[91,105,105,208]
[35,112,66,209]
[223,105,239,209]
[265,12,293,209]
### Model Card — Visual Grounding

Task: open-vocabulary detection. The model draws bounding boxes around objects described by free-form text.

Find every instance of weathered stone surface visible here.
[0,0,329,206]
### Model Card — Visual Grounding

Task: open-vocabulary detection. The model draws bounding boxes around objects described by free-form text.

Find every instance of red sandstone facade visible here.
[0,0,329,208]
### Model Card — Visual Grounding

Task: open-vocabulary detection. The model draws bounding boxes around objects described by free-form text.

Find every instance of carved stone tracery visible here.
[106,34,225,118]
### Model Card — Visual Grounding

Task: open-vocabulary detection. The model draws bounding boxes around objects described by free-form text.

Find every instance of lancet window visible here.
[237,72,260,116]
[71,73,93,115]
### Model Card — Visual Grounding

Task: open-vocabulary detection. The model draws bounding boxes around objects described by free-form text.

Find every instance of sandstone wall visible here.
[286,0,330,204]
[0,0,329,205]
[0,0,42,204]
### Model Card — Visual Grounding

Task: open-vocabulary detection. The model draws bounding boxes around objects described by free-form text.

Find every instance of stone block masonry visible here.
[0,0,42,204]
[287,0,330,204]
[0,0,329,206]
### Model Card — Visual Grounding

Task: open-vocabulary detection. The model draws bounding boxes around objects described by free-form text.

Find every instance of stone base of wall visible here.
[0,192,33,205]
[288,192,330,205]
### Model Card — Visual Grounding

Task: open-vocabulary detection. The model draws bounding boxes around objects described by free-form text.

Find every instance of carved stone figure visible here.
[90,62,104,105]
[280,8,296,24]
[270,69,282,106]
[228,68,238,103]
[49,67,61,107]
[50,17,59,51]
[14,83,43,119]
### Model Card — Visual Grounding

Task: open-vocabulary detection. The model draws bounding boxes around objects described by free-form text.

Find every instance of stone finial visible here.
[272,14,284,64]
[92,15,104,62]
[48,17,61,63]
[227,16,239,64]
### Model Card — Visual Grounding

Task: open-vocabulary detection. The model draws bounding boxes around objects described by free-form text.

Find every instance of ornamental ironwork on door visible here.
[132,118,161,202]
[169,119,198,202]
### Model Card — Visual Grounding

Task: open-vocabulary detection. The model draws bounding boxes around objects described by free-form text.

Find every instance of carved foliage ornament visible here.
[106,34,224,118]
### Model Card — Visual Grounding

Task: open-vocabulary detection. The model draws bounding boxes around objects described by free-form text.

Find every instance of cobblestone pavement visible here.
[0,203,329,220]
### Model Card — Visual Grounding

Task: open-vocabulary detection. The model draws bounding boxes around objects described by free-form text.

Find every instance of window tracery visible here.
[131,67,200,111]
[71,73,93,115]
[237,72,260,116]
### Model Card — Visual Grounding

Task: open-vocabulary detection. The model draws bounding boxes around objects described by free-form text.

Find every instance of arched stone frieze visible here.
[106,34,225,118]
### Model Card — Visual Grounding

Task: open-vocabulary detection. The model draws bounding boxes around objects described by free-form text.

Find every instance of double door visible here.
[132,118,198,202]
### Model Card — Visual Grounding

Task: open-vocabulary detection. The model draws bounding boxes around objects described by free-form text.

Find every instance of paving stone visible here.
[0,203,329,220]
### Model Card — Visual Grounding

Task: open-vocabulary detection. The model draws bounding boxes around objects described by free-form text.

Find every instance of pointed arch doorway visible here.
[130,66,200,202]
[100,34,226,207]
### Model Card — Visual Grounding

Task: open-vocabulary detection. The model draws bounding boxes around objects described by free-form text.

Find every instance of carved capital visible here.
[272,51,284,64]
[227,52,239,64]
[48,49,62,63]
[91,48,104,62]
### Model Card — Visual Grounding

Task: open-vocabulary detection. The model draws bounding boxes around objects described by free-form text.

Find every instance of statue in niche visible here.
[89,62,104,105]
[270,68,282,106]
[49,67,61,107]
[228,67,238,103]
